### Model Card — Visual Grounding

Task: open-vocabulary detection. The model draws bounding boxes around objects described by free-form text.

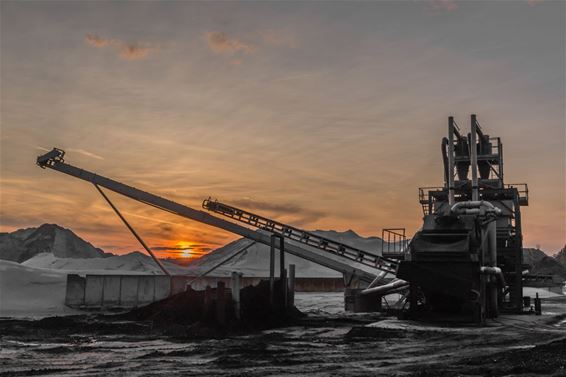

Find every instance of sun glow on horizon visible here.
[176,241,197,259]
[0,1,563,255]
[182,249,192,258]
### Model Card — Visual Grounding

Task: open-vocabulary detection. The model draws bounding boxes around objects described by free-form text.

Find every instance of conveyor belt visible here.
[203,199,398,274]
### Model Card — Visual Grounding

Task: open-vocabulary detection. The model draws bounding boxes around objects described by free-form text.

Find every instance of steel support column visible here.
[470,114,479,201]
[270,234,276,306]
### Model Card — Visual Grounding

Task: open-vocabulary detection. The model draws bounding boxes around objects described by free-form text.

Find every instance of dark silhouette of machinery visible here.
[397,115,528,323]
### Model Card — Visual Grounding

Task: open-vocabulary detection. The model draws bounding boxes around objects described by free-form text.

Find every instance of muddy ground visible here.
[1,294,565,376]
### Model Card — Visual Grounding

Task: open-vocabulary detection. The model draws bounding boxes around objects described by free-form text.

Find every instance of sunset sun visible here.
[181,248,192,258]
[176,241,194,258]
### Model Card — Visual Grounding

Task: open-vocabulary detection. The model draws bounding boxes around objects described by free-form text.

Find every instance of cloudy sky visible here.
[1,0,564,258]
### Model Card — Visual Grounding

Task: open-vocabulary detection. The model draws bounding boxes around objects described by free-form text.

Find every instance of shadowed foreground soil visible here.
[1,295,565,376]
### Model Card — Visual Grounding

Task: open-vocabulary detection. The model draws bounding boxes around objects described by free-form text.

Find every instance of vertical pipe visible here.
[513,194,523,312]
[448,116,456,206]
[504,140,508,187]
[488,220,497,267]
[288,264,295,307]
[269,235,276,306]
[470,114,479,201]
[488,219,498,317]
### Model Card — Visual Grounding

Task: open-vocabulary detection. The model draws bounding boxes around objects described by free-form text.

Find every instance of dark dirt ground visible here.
[1,295,565,376]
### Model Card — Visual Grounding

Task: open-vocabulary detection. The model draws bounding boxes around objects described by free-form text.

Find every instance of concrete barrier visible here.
[155,276,171,300]
[137,276,155,305]
[65,274,347,309]
[120,276,140,307]
[84,275,104,307]
[65,274,86,307]
[102,275,121,306]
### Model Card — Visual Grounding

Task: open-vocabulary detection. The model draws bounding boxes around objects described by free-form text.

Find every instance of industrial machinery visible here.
[36,113,529,324]
[202,199,397,275]
[397,115,528,323]
[36,148,396,287]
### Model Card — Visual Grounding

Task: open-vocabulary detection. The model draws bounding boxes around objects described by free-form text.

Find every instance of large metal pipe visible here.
[486,218,498,316]
[448,116,456,206]
[470,114,479,201]
[487,220,497,266]
[361,279,409,296]
[442,137,449,188]
[367,271,388,289]
[452,199,501,317]
[480,266,506,287]
[450,200,502,215]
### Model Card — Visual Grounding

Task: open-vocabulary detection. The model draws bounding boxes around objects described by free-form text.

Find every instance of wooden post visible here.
[204,285,213,320]
[288,264,295,307]
[282,268,288,309]
[231,271,241,320]
[534,293,542,315]
[216,281,226,326]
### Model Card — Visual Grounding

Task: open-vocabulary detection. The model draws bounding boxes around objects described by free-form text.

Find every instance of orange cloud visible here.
[84,34,153,60]
[119,44,152,60]
[85,34,113,48]
[204,32,256,55]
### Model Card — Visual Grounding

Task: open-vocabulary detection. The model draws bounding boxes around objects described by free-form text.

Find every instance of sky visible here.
[1,0,564,259]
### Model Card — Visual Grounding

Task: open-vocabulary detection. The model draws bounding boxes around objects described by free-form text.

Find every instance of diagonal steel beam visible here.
[94,183,171,276]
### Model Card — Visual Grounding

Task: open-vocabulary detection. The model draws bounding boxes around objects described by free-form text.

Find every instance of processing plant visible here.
[36,114,530,325]
[397,114,528,323]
